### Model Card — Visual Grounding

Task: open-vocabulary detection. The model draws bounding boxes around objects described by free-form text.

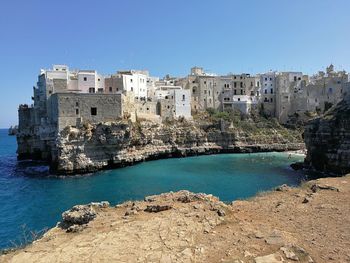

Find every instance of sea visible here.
[0,128,306,249]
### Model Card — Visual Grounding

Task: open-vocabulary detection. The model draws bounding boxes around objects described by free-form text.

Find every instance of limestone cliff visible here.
[304,96,350,174]
[52,119,303,174]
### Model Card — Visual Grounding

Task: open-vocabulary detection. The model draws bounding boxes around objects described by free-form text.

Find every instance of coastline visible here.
[51,143,305,175]
[2,175,349,262]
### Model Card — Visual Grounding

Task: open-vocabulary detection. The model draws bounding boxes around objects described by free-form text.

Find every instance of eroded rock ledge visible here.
[304,96,350,174]
[52,119,304,174]
[2,175,349,263]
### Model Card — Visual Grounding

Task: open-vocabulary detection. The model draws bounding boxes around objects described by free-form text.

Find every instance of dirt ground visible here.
[1,175,350,263]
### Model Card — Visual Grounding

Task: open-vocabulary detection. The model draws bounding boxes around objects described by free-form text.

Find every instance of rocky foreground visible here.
[2,176,350,263]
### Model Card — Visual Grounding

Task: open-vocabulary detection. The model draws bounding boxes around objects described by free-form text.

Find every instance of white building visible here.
[259,72,277,116]
[155,87,191,119]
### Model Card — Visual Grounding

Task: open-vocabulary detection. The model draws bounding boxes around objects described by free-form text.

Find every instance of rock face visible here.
[304,96,350,174]
[50,119,303,174]
[2,176,350,263]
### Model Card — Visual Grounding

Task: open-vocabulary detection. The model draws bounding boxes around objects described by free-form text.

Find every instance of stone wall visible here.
[50,93,122,131]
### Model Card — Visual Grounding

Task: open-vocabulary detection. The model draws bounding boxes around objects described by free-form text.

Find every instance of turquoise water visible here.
[0,129,305,249]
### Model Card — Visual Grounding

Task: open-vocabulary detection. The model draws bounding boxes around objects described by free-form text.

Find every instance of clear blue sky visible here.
[1,0,349,128]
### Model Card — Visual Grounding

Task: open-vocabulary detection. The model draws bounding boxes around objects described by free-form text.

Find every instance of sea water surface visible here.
[0,129,305,249]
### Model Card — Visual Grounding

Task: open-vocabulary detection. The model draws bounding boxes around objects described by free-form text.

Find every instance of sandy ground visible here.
[1,175,349,263]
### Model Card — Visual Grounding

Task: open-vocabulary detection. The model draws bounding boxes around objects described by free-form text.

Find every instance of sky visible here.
[0,0,349,128]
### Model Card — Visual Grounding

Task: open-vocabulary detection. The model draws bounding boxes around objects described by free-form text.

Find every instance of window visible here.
[76,102,79,107]
[109,87,112,92]
[76,109,79,115]
[257,81,260,87]
[130,79,133,83]
[240,89,243,95]
[234,89,237,95]
[264,97,268,102]
[91,107,97,116]
[240,82,243,88]
[84,77,87,81]
[264,89,267,94]
[270,78,272,81]
[270,88,273,94]
[234,82,237,88]
[204,81,207,84]
[265,78,267,81]
[98,78,100,81]
[238,98,240,101]
[131,87,133,92]
[146,107,149,111]
[192,87,196,93]
[294,76,297,81]
[89,87,95,93]
[270,98,273,103]
[182,94,185,101]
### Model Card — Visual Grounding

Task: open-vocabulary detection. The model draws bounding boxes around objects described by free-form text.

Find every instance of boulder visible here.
[62,205,96,226]
[144,205,172,213]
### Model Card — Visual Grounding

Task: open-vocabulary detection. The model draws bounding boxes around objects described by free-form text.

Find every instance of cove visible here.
[0,129,305,249]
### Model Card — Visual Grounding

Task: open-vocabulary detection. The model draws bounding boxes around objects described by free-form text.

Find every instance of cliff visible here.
[304,96,350,174]
[2,175,349,263]
[51,118,303,174]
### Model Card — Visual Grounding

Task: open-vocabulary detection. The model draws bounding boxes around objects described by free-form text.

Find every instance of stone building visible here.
[104,70,158,99]
[48,93,122,131]
[259,72,277,116]
[275,72,304,123]
[275,65,349,124]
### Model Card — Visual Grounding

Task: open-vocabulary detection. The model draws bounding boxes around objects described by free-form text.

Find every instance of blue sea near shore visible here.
[0,128,306,249]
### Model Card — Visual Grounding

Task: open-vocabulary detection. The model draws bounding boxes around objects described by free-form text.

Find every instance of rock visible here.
[66,224,85,233]
[304,96,350,174]
[280,246,298,261]
[265,230,285,245]
[144,205,172,213]
[244,250,253,257]
[217,209,226,216]
[310,184,339,193]
[254,231,264,239]
[302,197,310,203]
[290,162,305,171]
[125,209,138,216]
[90,201,110,208]
[29,118,304,175]
[62,205,96,226]
[254,253,284,263]
[275,184,290,192]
